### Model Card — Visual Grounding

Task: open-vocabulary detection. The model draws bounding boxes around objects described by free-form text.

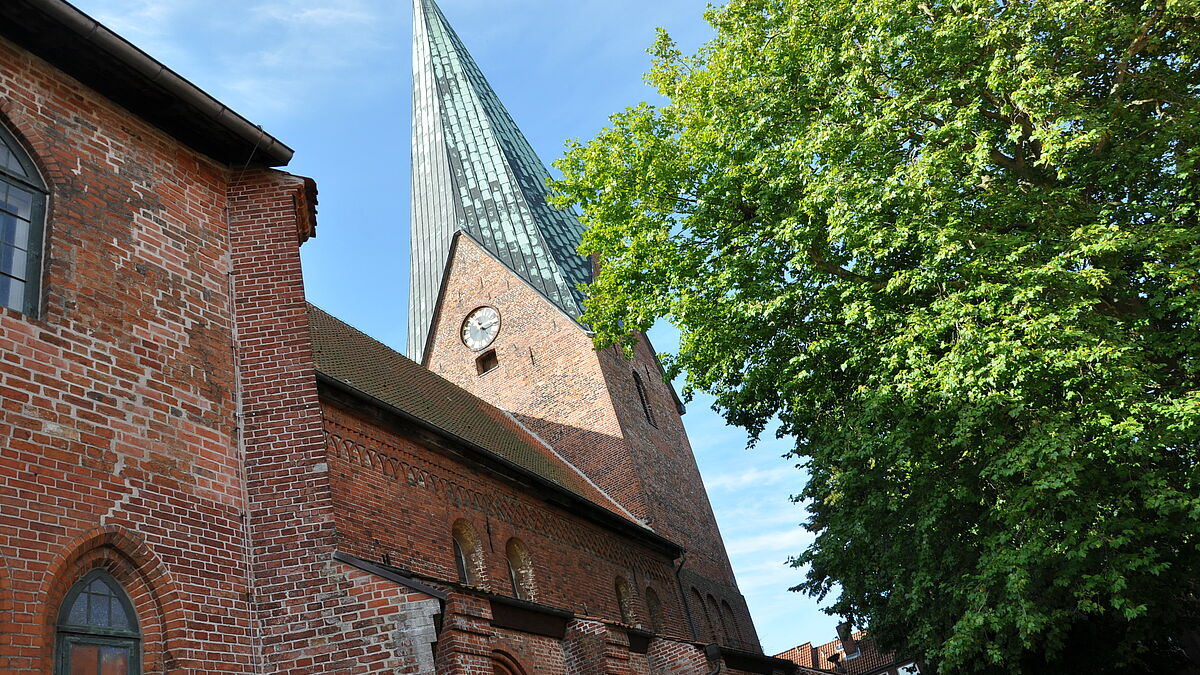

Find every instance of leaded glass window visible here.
[56,570,140,675]
[0,124,46,316]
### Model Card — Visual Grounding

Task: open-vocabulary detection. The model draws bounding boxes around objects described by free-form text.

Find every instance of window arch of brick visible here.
[707,594,729,644]
[56,569,140,674]
[644,586,663,634]
[614,576,636,625]
[39,526,180,674]
[451,519,484,586]
[720,600,742,644]
[632,370,656,427]
[491,649,529,675]
[0,120,48,316]
[504,538,535,601]
[691,587,717,642]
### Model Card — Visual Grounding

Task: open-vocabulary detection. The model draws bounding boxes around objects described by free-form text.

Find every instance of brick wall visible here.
[424,234,759,650]
[0,34,253,671]
[230,169,434,673]
[0,22,764,675]
[426,235,647,518]
[323,400,693,640]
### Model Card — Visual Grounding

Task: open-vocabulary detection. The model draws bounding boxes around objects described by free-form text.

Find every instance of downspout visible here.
[673,552,700,641]
[675,554,723,674]
[704,643,724,675]
[225,196,264,673]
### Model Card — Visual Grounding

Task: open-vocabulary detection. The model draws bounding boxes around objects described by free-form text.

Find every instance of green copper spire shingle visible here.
[409,0,591,360]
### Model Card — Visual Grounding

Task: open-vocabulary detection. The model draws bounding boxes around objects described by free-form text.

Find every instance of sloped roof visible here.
[0,0,291,166]
[308,304,633,523]
[408,0,591,360]
[776,631,909,675]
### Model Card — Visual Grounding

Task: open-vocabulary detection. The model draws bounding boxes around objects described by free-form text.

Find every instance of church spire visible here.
[409,0,590,361]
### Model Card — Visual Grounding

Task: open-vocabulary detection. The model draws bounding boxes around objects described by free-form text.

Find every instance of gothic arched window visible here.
[708,594,728,643]
[56,570,140,675]
[691,587,717,642]
[0,123,47,316]
[721,599,742,644]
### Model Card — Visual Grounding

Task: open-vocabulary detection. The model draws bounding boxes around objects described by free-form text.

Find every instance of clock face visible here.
[461,306,500,351]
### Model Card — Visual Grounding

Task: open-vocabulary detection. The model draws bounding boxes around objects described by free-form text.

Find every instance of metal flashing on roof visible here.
[408,0,592,359]
[0,0,293,167]
[332,552,448,602]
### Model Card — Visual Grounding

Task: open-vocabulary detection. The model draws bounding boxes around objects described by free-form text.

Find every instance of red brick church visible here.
[0,0,796,672]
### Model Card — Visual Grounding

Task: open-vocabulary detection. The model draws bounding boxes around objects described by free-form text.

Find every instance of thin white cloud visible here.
[75,0,404,119]
[704,465,796,491]
[251,2,375,25]
[84,0,198,63]
[217,0,403,114]
[725,527,814,557]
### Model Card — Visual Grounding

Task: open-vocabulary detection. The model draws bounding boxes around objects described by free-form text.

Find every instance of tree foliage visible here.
[552,0,1200,671]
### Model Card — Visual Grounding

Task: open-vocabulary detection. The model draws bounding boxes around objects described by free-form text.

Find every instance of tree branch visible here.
[1111,0,1167,98]
[1096,0,1167,155]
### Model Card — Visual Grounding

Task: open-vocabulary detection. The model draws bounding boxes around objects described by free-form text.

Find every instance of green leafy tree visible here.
[552,0,1200,671]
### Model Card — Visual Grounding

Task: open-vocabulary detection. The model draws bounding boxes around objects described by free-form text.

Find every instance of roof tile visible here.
[308,304,632,522]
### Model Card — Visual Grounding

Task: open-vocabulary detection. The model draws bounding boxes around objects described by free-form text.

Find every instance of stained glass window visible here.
[0,124,46,316]
[57,570,140,675]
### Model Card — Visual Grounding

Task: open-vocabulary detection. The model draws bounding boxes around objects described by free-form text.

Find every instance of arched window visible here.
[56,570,140,674]
[451,519,483,586]
[492,650,529,675]
[0,123,47,316]
[632,371,656,427]
[505,538,535,601]
[644,586,663,633]
[614,576,636,625]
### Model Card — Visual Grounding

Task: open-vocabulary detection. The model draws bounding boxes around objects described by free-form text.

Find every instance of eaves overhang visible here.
[0,0,294,167]
[714,645,802,675]
[315,370,684,560]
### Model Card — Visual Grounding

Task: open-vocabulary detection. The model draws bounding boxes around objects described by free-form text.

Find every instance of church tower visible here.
[409,0,759,649]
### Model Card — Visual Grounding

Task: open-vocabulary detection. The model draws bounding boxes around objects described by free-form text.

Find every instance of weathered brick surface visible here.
[427,236,643,515]
[334,564,439,674]
[230,170,428,673]
[0,34,253,672]
[648,637,712,674]
[0,20,766,675]
[323,395,774,672]
[0,34,427,674]
[323,401,692,640]
[425,235,759,650]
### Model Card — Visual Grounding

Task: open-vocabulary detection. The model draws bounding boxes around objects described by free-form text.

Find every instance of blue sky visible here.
[71,0,839,655]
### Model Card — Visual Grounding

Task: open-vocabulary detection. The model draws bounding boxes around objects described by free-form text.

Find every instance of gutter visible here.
[674,553,701,642]
[7,0,294,166]
[315,371,683,558]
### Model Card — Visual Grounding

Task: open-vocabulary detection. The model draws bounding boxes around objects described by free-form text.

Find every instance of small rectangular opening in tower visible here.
[476,350,498,375]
